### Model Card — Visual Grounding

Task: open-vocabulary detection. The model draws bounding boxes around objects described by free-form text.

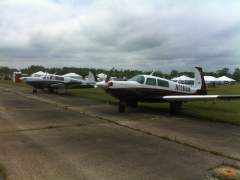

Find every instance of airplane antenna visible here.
[150,71,154,76]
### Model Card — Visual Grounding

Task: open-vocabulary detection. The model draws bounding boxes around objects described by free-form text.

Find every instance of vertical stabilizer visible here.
[88,71,97,82]
[194,67,207,95]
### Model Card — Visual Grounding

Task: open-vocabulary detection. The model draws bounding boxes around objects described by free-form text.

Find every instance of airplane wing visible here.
[162,95,240,102]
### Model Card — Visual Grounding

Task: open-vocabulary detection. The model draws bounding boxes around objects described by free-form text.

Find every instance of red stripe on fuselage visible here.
[106,87,198,102]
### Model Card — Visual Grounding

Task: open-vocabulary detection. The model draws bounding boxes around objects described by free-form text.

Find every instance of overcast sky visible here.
[0,0,240,72]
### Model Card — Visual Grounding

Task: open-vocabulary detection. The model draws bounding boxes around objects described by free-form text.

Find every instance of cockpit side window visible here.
[157,79,169,87]
[128,75,145,84]
[146,78,157,86]
[55,76,64,81]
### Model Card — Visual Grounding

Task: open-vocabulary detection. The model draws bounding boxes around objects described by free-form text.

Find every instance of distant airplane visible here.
[21,71,96,94]
[97,67,240,113]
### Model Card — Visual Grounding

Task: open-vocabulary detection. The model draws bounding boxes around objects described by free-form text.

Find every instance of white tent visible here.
[171,75,194,81]
[204,76,219,84]
[217,76,236,82]
[97,73,107,81]
[63,73,82,80]
[31,71,49,77]
[171,75,194,86]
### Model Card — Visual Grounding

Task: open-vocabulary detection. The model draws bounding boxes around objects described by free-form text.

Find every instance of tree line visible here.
[0,65,240,81]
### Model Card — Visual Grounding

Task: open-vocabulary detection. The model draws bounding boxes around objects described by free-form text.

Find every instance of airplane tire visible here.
[57,87,66,94]
[118,101,126,113]
[32,88,37,94]
[48,87,54,93]
[127,101,138,108]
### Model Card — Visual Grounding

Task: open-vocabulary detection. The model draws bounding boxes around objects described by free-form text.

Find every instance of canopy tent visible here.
[63,73,82,80]
[31,71,49,77]
[171,75,194,86]
[204,76,219,84]
[217,76,236,82]
[171,75,194,81]
[204,75,235,85]
[97,73,107,81]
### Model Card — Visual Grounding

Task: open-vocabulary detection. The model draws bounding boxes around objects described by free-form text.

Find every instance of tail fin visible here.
[194,67,207,95]
[88,71,97,82]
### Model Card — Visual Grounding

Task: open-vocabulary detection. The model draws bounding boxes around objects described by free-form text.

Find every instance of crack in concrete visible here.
[0,123,105,135]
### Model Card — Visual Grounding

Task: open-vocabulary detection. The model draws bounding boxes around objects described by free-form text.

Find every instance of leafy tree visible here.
[216,68,231,77]
[170,70,179,78]
[233,68,240,82]
[0,67,11,75]
[0,66,17,76]
[204,71,217,77]
[179,71,194,78]
[0,65,236,82]
[21,65,45,75]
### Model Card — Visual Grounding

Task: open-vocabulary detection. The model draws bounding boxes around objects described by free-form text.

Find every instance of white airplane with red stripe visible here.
[97,67,240,113]
[21,71,96,94]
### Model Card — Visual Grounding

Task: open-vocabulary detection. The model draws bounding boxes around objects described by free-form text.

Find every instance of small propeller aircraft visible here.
[21,71,96,94]
[97,67,240,113]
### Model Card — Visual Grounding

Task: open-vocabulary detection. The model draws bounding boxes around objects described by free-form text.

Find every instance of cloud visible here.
[0,0,240,72]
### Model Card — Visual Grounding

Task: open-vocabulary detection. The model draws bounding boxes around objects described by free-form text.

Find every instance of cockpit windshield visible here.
[128,75,145,84]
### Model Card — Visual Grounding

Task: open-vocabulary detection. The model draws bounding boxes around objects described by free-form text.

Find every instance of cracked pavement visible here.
[0,84,240,180]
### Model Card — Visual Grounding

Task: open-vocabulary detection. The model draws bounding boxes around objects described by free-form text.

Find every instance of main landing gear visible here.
[118,101,138,113]
[48,87,54,93]
[32,88,37,94]
[118,100,182,114]
[56,87,66,94]
[169,102,182,114]
[118,101,126,113]
[48,87,65,94]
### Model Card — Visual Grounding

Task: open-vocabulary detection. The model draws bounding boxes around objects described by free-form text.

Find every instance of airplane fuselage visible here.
[99,67,240,113]
[21,73,96,93]
[24,77,63,89]
[105,75,205,103]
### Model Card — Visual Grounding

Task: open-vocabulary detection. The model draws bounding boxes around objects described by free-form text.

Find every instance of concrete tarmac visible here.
[0,84,240,180]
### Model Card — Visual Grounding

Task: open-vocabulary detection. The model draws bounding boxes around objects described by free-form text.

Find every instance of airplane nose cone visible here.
[19,77,25,81]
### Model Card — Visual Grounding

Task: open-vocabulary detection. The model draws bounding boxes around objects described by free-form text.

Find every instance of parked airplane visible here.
[21,71,96,94]
[97,67,240,113]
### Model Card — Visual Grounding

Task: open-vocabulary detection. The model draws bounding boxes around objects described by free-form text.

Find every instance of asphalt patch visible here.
[205,164,240,180]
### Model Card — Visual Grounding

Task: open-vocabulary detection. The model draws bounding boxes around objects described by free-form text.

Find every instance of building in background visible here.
[13,72,22,83]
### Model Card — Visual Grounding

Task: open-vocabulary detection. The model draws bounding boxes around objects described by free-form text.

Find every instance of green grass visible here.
[68,84,240,125]
[182,85,240,124]
[0,80,31,88]
[67,88,117,103]
[1,80,240,125]
[207,84,240,95]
